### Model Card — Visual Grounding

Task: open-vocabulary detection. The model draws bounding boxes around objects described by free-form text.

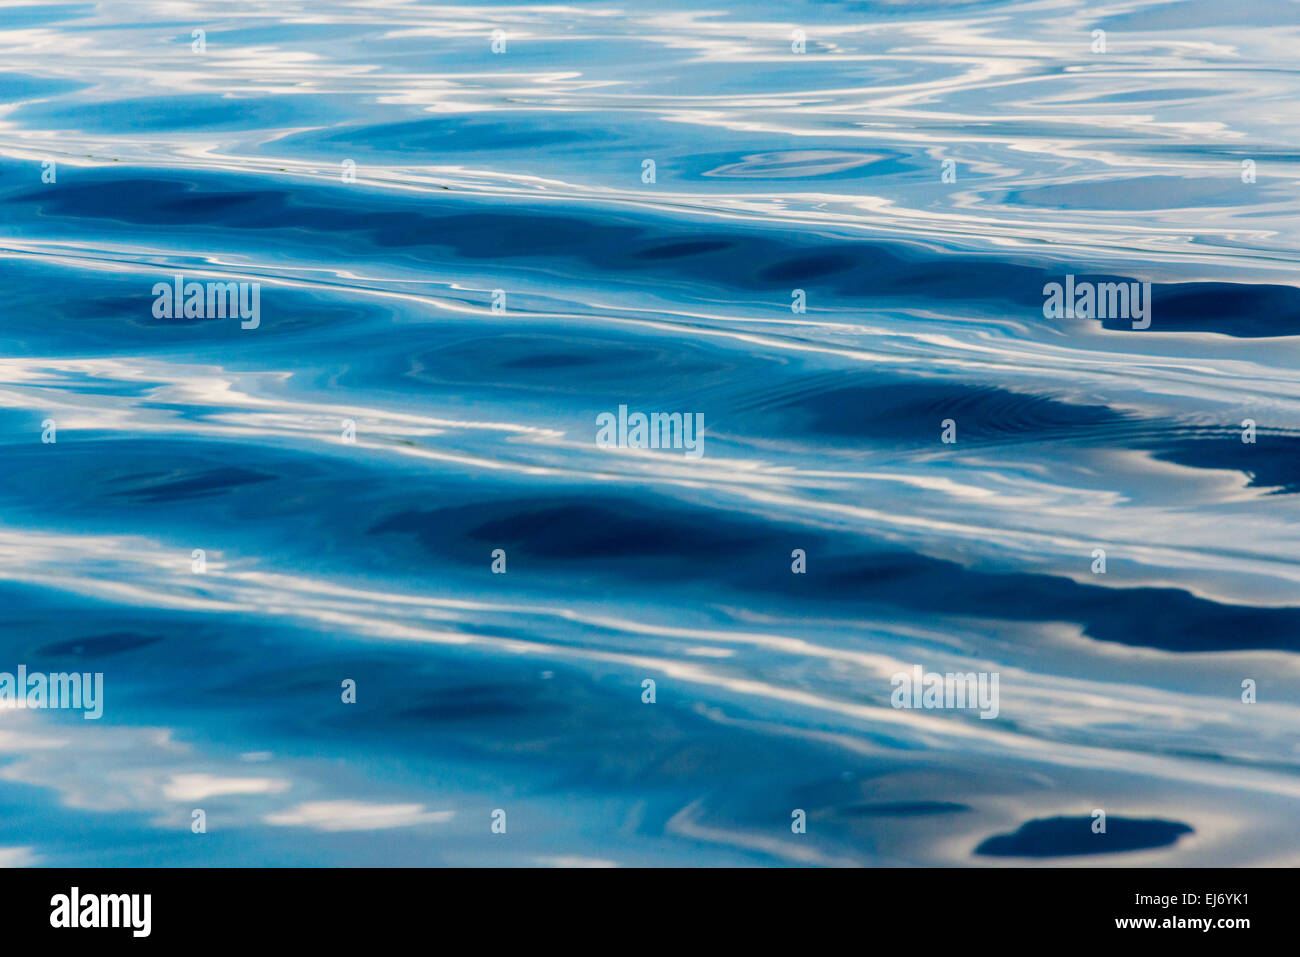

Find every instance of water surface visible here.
[1,0,1299,866]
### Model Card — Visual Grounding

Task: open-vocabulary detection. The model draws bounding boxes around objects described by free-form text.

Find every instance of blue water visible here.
[1,0,1299,867]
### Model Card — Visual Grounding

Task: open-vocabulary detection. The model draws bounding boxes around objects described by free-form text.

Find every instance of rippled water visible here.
[1,0,1298,867]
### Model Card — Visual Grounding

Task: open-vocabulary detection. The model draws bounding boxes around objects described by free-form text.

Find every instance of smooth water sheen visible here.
[1,0,1299,867]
